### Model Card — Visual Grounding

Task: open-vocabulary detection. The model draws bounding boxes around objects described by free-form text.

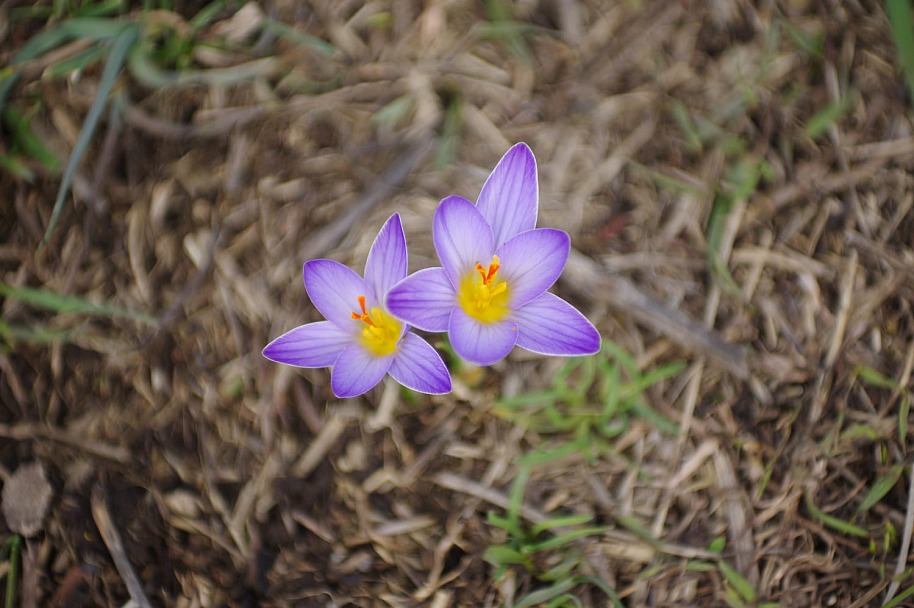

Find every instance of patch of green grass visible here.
[495,343,682,464]
[483,466,622,608]
[485,342,682,605]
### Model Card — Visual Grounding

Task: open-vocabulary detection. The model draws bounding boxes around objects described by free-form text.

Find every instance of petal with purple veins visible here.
[433,196,495,288]
[514,292,601,357]
[330,344,393,398]
[448,308,518,366]
[386,267,456,332]
[303,259,371,329]
[262,321,352,368]
[476,143,539,248]
[388,333,452,394]
[364,213,408,304]
[496,228,569,309]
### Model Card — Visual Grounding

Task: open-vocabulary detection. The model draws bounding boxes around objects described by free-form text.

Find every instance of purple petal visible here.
[263,321,353,367]
[364,213,408,304]
[433,195,495,288]
[388,333,452,394]
[303,260,371,329]
[476,143,538,248]
[448,308,518,366]
[386,268,456,332]
[514,292,601,356]
[331,343,393,398]
[496,228,570,309]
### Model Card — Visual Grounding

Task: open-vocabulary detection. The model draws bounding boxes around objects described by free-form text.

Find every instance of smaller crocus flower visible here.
[263,214,452,398]
[386,143,601,366]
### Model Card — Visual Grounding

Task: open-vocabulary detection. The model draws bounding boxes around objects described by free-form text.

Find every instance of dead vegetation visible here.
[2,0,914,606]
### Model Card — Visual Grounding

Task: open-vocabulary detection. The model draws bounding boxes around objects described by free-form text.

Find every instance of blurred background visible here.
[2,0,914,606]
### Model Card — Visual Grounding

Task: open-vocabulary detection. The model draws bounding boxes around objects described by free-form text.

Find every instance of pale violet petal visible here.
[514,293,601,356]
[303,259,371,329]
[385,268,456,332]
[262,321,352,368]
[433,196,495,288]
[448,308,517,366]
[476,143,538,248]
[331,343,393,398]
[364,213,408,304]
[496,228,569,309]
[388,333,452,394]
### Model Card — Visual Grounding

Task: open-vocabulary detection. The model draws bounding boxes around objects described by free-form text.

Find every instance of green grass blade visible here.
[482,545,530,567]
[718,560,756,603]
[4,534,21,608]
[507,465,531,526]
[857,463,905,513]
[887,0,914,103]
[629,400,680,436]
[530,514,594,536]
[0,69,21,112]
[40,23,140,249]
[73,0,126,18]
[45,44,107,77]
[0,319,76,345]
[804,93,856,140]
[516,441,585,467]
[575,576,624,608]
[514,579,577,608]
[855,364,899,390]
[2,107,61,173]
[12,24,76,62]
[804,491,869,537]
[0,154,36,181]
[483,0,530,61]
[885,583,914,608]
[528,527,607,553]
[59,18,133,40]
[901,394,910,442]
[0,283,155,325]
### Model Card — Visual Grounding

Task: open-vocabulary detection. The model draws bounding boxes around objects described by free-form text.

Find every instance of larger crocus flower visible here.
[263,214,452,398]
[386,143,601,366]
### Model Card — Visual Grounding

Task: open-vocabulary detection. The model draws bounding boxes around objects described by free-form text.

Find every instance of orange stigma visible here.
[475,256,501,286]
[351,295,374,326]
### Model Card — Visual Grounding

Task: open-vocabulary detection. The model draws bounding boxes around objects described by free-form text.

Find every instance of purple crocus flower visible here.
[263,214,452,398]
[386,143,601,366]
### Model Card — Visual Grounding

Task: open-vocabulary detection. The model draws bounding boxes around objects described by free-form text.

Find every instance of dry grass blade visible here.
[90,486,153,608]
[0,423,131,463]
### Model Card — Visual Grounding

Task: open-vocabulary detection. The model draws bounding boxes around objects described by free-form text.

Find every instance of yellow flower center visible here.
[457,255,510,324]
[351,295,401,356]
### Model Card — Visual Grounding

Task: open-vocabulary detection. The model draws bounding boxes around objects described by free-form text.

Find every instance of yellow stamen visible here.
[458,255,510,323]
[351,295,401,356]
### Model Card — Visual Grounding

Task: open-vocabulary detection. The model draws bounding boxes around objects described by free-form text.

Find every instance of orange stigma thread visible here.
[351,295,374,326]
[475,256,501,285]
